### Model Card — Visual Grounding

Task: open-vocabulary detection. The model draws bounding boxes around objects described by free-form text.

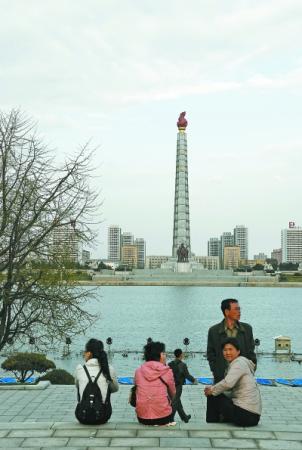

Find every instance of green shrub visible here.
[1,352,56,383]
[40,368,74,384]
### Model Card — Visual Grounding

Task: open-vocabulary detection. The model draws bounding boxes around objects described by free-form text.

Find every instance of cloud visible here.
[1,0,302,111]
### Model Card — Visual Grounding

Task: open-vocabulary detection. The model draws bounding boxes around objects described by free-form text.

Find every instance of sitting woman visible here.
[75,338,119,425]
[204,337,261,427]
[134,341,176,426]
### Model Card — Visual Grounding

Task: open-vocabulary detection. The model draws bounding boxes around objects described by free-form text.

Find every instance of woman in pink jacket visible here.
[134,341,176,426]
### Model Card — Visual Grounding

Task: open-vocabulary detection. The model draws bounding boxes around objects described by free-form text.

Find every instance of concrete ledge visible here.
[0,421,302,450]
[0,380,50,390]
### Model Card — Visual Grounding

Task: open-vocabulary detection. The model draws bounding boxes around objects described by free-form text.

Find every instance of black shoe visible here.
[183,414,191,423]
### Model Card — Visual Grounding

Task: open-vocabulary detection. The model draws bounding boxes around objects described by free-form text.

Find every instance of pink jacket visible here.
[134,361,176,420]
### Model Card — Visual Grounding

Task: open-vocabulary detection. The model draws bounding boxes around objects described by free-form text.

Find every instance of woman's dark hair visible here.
[143,341,165,362]
[221,298,238,316]
[85,338,112,381]
[221,337,241,352]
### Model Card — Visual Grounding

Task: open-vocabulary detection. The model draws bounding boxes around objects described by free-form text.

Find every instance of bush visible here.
[40,368,74,384]
[1,352,56,383]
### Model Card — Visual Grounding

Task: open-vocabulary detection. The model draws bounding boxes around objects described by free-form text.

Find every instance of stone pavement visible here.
[0,384,302,448]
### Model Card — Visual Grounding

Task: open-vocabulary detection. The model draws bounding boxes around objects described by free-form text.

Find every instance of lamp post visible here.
[254,338,260,354]
[29,337,35,352]
[183,337,190,355]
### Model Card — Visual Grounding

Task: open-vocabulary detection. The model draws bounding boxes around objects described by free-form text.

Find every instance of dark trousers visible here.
[206,394,260,427]
[171,384,188,421]
[138,414,173,426]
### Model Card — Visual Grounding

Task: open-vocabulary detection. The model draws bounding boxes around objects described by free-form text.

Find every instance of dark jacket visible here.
[207,319,256,383]
[168,359,195,386]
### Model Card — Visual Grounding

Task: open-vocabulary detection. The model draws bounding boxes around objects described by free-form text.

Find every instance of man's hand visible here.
[204,386,213,397]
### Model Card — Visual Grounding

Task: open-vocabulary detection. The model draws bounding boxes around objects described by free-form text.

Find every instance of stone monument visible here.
[172,112,191,259]
[161,112,203,273]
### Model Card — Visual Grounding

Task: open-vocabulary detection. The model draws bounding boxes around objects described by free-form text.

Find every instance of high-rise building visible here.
[52,222,80,263]
[253,253,267,260]
[234,225,248,260]
[220,232,234,265]
[122,232,134,246]
[281,224,302,263]
[107,225,121,262]
[121,245,138,269]
[208,238,220,257]
[223,246,241,269]
[135,238,146,269]
[172,112,191,258]
[271,248,282,265]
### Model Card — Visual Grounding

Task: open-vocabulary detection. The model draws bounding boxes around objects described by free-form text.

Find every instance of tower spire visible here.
[172,112,191,257]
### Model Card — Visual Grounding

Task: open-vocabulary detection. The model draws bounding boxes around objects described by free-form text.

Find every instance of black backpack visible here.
[168,360,182,386]
[75,365,112,425]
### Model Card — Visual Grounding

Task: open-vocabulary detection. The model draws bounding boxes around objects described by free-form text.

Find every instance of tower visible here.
[172,112,191,258]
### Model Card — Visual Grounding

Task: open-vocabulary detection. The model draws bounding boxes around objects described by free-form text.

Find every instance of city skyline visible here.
[1,1,302,258]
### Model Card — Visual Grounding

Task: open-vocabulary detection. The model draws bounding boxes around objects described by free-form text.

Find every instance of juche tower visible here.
[172,112,191,258]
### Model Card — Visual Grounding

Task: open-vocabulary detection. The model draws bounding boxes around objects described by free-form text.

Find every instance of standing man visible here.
[207,298,256,383]
[169,348,198,423]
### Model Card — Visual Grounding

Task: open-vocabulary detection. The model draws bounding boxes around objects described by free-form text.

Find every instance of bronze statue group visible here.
[74,298,261,427]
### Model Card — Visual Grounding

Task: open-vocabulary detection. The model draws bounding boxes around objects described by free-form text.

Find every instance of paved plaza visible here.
[0,384,302,448]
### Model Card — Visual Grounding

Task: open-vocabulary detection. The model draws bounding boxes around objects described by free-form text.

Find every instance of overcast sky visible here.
[1,0,302,258]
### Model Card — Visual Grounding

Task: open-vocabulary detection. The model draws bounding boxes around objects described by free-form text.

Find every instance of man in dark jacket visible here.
[169,348,198,423]
[207,298,256,383]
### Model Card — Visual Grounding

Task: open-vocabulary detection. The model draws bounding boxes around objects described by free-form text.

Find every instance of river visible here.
[45,286,302,378]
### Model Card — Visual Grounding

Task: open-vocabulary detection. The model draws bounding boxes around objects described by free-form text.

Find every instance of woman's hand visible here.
[204,386,213,397]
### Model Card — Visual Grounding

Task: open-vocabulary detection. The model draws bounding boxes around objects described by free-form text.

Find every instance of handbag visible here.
[129,385,137,407]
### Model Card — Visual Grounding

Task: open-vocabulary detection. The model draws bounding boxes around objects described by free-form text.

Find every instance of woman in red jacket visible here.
[134,341,176,426]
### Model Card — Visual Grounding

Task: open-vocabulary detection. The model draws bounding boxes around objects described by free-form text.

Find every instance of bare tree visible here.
[0,109,100,351]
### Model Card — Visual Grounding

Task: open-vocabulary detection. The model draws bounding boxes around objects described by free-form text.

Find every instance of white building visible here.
[234,225,248,260]
[107,225,121,263]
[194,256,220,270]
[147,255,169,269]
[281,225,302,263]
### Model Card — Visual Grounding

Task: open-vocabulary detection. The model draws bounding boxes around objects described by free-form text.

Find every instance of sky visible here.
[1,0,302,259]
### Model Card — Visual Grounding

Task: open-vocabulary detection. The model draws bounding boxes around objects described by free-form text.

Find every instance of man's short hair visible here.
[174,348,182,358]
[221,298,238,316]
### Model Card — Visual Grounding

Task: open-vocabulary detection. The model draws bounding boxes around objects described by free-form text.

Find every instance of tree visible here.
[279,262,299,271]
[98,261,112,271]
[252,264,264,271]
[265,258,278,271]
[1,352,55,383]
[0,109,100,351]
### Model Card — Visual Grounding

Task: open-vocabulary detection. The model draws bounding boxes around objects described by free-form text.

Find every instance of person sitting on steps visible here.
[134,341,176,426]
[204,337,262,427]
[74,338,119,425]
